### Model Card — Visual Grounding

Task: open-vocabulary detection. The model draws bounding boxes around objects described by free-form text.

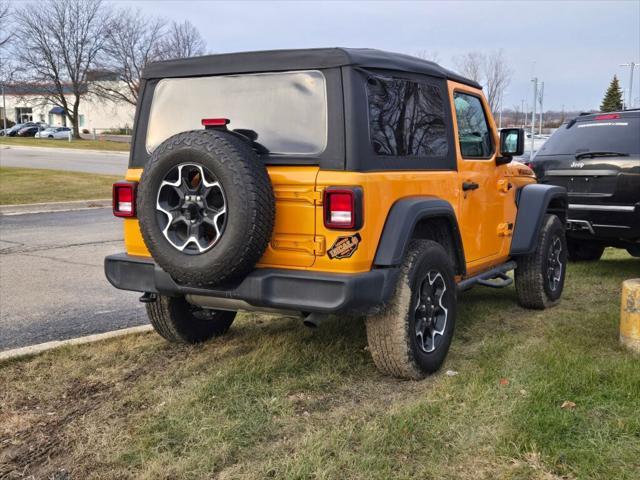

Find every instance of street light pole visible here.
[531,77,538,156]
[1,82,6,133]
[620,62,638,109]
[538,82,544,136]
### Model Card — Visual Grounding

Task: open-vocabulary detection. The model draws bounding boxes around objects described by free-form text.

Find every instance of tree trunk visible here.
[71,104,81,139]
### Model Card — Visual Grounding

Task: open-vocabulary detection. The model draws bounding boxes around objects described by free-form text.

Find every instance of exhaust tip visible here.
[302,313,328,329]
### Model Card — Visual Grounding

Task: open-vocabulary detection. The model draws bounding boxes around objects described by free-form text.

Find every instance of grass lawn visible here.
[1,250,639,479]
[0,167,119,205]
[0,136,130,152]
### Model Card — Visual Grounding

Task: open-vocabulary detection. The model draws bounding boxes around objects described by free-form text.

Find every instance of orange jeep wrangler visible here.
[105,48,568,379]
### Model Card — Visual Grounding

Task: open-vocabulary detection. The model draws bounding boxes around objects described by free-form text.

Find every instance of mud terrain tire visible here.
[515,214,567,309]
[366,240,457,379]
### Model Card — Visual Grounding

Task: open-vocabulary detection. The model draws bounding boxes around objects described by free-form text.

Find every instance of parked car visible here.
[6,123,28,136]
[105,48,567,379]
[16,124,47,137]
[35,126,72,139]
[529,110,640,260]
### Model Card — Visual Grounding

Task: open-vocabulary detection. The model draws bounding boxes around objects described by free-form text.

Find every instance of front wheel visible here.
[567,239,604,261]
[515,214,567,309]
[366,240,457,379]
[146,295,235,343]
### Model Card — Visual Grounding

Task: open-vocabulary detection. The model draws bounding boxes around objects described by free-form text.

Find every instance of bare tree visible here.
[13,0,110,138]
[453,49,512,113]
[512,103,522,127]
[0,0,11,49]
[157,20,206,60]
[414,50,441,64]
[453,51,484,83]
[483,50,512,113]
[97,8,166,106]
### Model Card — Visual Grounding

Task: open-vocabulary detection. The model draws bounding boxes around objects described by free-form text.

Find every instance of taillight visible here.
[595,113,620,120]
[113,181,137,217]
[323,187,363,229]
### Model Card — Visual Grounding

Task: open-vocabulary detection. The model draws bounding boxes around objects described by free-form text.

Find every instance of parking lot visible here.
[0,207,145,351]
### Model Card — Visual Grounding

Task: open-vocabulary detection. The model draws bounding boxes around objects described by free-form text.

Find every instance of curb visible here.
[0,144,129,155]
[0,325,153,362]
[0,198,111,216]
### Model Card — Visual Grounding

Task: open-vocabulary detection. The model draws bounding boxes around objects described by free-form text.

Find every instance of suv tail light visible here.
[113,181,137,217]
[323,187,363,229]
[595,113,620,120]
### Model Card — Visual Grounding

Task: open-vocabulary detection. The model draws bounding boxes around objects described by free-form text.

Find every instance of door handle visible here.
[462,181,479,191]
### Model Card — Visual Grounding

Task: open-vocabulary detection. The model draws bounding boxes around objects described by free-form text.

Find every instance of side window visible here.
[453,92,493,158]
[367,76,448,158]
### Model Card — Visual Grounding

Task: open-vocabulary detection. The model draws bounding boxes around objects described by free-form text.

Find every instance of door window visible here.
[453,92,493,158]
[367,75,448,158]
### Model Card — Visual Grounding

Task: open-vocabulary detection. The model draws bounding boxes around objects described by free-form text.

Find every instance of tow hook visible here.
[139,292,157,303]
[303,312,329,328]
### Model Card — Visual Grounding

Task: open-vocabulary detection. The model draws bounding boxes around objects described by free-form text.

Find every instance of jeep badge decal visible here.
[571,161,585,168]
[327,233,361,260]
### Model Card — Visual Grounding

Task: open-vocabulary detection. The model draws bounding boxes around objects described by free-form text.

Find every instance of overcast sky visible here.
[112,0,640,111]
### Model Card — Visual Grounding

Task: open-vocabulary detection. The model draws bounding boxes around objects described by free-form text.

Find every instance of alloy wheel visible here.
[546,236,563,292]
[156,163,226,254]
[414,270,449,353]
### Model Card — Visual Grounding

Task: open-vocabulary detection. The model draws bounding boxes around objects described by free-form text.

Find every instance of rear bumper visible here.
[104,253,399,314]
[567,202,640,244]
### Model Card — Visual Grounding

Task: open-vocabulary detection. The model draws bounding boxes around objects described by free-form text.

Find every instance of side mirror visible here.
[497,128,525,165]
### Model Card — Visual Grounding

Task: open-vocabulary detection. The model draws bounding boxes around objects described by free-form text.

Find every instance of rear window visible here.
[537,116,640,156]
[146,70,327,155]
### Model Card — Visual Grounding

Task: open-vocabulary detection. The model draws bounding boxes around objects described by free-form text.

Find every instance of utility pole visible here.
[561,104,565,124]
[531,77,538,156]
[538,82,544,136]
[619,62,638,109]
[521,99,525,127]
[1,82,6,133]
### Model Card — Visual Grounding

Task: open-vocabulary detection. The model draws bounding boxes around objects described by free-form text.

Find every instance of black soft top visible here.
[141,47,481,88]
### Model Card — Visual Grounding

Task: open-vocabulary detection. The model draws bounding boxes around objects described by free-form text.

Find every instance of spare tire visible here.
[137,130,275,287]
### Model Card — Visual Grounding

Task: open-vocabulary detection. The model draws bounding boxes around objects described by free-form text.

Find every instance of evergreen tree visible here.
[600,75,623,112]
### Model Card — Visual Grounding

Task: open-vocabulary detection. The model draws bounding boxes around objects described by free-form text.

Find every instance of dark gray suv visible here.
[530,110,640,260]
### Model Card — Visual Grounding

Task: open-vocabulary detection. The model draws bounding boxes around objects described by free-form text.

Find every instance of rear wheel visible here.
[567,239,604,261]
[515,214,567,309]
[626,245,640,258]
[365,240,456,379]
[146,295,235,343]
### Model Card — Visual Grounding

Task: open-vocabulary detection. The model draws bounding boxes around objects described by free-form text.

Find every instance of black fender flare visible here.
[510,184,568,255]
[373,196,466,275]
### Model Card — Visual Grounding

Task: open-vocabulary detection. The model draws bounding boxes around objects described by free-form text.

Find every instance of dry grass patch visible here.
[0,167,119,204]
[1,250,638,479]
[0,136,129,151]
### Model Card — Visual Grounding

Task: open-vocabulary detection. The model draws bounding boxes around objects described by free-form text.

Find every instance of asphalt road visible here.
[0,208,146,351]
[0,146,129,175]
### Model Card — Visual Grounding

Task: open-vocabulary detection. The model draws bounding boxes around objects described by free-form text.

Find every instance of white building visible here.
[1,80,135,133]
